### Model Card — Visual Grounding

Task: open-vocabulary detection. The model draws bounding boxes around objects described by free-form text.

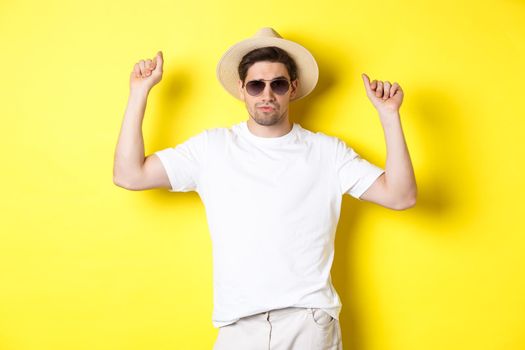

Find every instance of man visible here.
[113,27,417,350]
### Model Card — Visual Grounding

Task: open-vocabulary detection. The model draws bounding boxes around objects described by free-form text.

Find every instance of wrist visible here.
[378,109,399,118]
[378,110,401,128]
[129,87,150,99]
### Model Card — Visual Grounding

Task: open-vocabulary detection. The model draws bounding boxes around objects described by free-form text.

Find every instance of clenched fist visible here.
[129,51,164,93]
[361,73,403,115]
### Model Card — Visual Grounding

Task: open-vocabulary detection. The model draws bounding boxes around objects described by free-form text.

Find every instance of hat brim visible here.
[216,36,319,102]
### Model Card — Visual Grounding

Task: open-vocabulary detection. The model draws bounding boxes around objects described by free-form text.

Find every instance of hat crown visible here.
[253,27,282,39]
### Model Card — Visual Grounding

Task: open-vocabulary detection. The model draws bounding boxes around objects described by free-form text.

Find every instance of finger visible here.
[133,63,141,78]
[376,81,383,97]
[361,73,372,94]
[155,51,163,72]
[371,80,377,91]
[390,82,399,98]
[395,83,403,95]
[145,59,153,75]
[150,56,157,70]
[383,81,391,99]
[139,60,146,77]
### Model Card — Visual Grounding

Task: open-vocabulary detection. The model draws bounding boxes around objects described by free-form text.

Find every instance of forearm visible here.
[113,89,149,186]
[379,111,417,206]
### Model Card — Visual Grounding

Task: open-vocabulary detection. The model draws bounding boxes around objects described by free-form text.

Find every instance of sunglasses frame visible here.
[243,78,292,96]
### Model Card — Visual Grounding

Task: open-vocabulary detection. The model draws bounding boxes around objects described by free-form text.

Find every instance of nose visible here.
[261,82,276,101]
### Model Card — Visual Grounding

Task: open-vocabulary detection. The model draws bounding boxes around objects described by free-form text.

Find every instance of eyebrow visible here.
[252,75,288,81]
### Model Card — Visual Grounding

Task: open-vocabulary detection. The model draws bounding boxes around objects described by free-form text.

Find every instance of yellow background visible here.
[1,0,524,349]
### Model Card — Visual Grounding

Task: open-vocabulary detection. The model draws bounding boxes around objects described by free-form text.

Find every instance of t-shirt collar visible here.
[239,121,298,146]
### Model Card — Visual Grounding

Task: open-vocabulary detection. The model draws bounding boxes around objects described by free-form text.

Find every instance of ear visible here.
[290,79,298,99]
[238,79,245,101]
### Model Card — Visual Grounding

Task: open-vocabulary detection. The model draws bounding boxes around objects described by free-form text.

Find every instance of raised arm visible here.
[113,51,170,191]
[358,73,417,210]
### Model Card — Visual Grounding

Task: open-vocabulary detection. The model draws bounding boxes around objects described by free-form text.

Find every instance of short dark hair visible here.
[238,46,298,86]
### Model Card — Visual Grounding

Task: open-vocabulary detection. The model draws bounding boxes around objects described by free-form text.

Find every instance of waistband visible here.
[242,306,315,322]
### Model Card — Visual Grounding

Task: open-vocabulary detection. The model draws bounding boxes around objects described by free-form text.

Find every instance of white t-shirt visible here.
[154,120,385,328]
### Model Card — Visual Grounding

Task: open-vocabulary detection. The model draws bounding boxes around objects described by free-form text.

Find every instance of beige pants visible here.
[212,307,343,350]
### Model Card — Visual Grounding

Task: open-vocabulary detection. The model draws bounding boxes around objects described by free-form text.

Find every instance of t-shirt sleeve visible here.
[154,130,208,193]
[334,137,385,200]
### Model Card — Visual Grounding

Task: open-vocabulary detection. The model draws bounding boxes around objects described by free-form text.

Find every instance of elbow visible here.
[113,175,129,189]
[397,196,417,210]
[113,163,142,190]
[113,169,125,188]
[113,163,146,191]
[113,174,138,191]
[391,192,417,211]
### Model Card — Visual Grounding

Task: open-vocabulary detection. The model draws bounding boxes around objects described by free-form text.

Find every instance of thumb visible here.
[155,51,163,71]
[361,73,372,94]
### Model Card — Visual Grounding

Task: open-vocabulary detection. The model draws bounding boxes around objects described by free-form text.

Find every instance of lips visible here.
[258,106,275,110]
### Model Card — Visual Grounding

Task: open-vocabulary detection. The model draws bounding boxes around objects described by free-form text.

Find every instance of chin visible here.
[257,118,280,126]
[253,112,283,126]
[251,117,271,126]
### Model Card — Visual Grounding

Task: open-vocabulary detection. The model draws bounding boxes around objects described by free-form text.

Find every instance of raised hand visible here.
[129,51,164,93]
[361,73,403,115]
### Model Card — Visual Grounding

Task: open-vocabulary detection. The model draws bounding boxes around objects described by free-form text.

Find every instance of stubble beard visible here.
[251,106,286,127]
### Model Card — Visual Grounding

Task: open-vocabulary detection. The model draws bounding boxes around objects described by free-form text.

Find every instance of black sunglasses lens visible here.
[270,79,290,95]
[246,81,265,96]
[245,79,290,96]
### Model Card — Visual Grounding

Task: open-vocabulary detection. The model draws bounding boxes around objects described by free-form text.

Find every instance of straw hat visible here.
[216,27,319,101]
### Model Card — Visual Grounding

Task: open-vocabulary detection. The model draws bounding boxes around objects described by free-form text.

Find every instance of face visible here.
[238,61,298,127]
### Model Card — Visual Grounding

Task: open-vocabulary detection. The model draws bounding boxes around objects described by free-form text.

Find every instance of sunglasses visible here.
[244,78,291,96]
